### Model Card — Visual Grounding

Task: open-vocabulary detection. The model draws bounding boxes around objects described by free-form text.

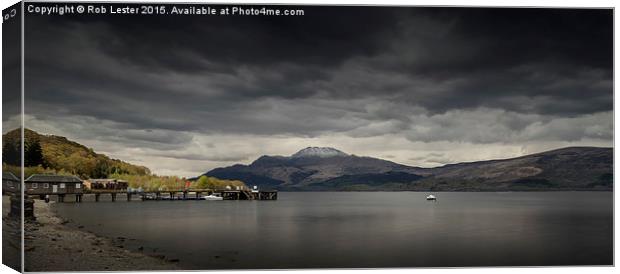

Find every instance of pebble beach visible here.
[22,199,180,272]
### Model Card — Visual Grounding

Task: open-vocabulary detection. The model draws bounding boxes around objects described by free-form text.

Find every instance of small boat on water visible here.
[426,194,437,201]
[203,194,223,201]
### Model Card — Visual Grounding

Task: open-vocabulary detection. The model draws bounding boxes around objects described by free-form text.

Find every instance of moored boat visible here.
[426,194,436,201]
[203,193,223,201]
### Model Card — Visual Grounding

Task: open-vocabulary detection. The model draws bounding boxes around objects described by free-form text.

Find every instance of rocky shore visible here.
[23,199,180,272]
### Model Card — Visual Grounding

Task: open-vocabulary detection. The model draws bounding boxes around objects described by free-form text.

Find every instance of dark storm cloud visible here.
[2,4,22,132]
[22,6,613,146]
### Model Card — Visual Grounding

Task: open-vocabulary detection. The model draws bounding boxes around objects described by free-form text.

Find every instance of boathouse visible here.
[2,172,20,194]
[85,178,129,190]
[25,174,83,195]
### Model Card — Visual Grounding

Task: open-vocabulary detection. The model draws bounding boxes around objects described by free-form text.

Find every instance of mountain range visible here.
[4,129,612,191]
[205,146,613,191]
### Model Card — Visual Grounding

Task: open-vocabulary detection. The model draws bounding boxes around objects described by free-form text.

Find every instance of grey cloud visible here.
[23,114,194,151]
[401,110,612,144]
[146,151,250,162]
[408,152,453,165]
[25,8,612,117]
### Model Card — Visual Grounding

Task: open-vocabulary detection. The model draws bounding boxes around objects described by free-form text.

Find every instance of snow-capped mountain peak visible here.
[291,147,348,158]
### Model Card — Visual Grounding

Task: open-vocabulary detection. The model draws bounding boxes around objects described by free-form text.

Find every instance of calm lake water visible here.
[52,192,613,269]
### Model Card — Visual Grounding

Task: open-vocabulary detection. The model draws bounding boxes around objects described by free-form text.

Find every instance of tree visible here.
[24,139,44,167]
[93,158,110,178]
[196,175,209,189]
[2,139,20,166]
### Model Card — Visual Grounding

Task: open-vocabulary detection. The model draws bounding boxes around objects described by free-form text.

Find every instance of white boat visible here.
[426,194,437,201]
[203,194,223,201]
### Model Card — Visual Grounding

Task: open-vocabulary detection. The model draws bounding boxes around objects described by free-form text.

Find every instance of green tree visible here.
[93,158,110,178]
[196,175,209,189]
[2,139,20,166]
[24,139,44,167]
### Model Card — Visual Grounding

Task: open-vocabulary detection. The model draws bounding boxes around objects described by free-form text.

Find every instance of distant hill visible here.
[413,146,613,191]
[2,128,150,179]
[204,146,612,191]
[206,147,429,190]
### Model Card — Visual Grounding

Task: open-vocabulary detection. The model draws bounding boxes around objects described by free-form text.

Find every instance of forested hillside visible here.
[2,129,247,191]
[2,128,150,179]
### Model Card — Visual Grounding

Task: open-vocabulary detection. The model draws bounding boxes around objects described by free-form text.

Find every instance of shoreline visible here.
[271,189,613,192]
[24,199,181,272]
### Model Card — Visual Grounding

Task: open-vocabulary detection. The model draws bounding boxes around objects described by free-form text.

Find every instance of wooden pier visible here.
[31,189,278,203]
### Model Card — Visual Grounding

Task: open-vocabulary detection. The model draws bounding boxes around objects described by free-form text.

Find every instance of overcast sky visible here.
[13,6,613,177]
